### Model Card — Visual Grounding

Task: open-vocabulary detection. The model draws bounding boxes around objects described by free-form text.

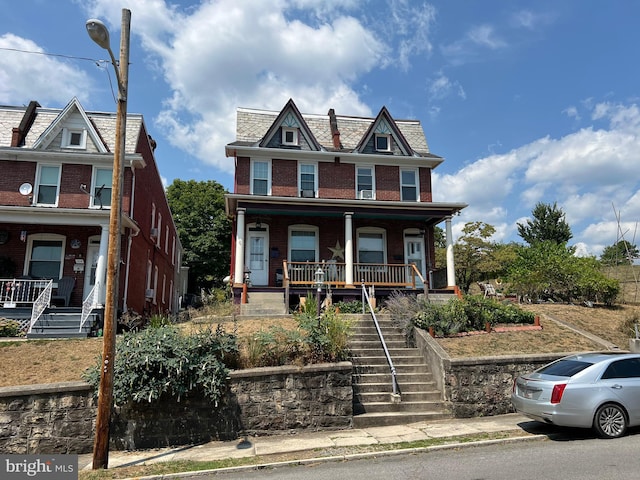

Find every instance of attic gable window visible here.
[282,127,299,146]
[375,133,391,152]
[62,128,87,149]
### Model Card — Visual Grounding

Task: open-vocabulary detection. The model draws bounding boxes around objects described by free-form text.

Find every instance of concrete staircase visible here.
[349,315,451,427]
[240,291,288,316]
[26,308,100,339]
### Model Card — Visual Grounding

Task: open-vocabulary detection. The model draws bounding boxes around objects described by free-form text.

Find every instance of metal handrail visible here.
[79,282,99,332]
[27,280,53,334]
[361,283,399,397]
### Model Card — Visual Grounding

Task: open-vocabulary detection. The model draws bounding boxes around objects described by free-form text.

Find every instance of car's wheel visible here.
[593,403,628,439]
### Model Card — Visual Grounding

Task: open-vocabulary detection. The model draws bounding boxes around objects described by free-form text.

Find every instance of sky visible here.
[2,0,640,258]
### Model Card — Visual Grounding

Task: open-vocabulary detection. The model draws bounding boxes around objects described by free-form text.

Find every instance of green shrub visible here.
[0,319,22,337]
[248,326,306,367]
[335,300,365,314]
[84,324,238,406]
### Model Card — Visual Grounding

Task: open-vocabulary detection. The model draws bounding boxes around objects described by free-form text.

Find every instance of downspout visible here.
[122,169,137,312]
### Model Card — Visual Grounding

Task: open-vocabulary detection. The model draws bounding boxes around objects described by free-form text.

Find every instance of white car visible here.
[512,352,640,438]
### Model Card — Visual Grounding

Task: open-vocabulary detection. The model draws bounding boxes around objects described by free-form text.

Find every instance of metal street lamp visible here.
[86,9,131,470]
[314,267,324,320]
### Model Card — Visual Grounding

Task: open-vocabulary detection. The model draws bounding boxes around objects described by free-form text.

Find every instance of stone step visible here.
[353,381,436,394]
[350,347,418,357]
[352,411,452,428]
[354,400,449,414]
[349,340,407,349]
[353,372,434,384]
[354,390,442,404]
[353,364,431,374]
[350,355,425,366]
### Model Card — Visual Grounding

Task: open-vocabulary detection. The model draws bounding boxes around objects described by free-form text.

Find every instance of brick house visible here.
[0,98,184,335]
[224,99,466,311]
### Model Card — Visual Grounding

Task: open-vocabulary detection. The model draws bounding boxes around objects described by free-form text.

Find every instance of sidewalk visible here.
[79,413,545,472]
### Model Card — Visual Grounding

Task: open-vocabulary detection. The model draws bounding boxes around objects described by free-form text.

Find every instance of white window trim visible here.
[157,213,162,248]
[282,127,299,146]
[250,159,272,195]
[24,233,66,282]
[146,259,153,291]
[165,225,169,254]
[153,266,158,304]
[356,165,376,199]
[288,224,319,262]
[400,168,420,202]
[356,227,387,264]
[90,166,113,209]
[35,164,61,207]
[298,162,318,198]
[61,128,87,149]
[374,133,391,152]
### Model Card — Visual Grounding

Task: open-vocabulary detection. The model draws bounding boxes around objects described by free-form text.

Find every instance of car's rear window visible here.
[537,359,593,377]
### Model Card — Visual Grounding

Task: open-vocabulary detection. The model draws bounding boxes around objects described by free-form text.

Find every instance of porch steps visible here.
[349,316,451,428]
[240,291,287,316]
[26,309,100,339]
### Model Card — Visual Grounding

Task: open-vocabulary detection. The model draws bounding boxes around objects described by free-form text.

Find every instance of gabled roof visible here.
[355,106,415,156]
[258,99,323,151]
[32,97,108,152]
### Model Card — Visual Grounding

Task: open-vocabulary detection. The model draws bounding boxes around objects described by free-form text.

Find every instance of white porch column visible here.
[344,212,354,286]
[95,224,109,306]
[445,216,456,287]
[233,208,246,285]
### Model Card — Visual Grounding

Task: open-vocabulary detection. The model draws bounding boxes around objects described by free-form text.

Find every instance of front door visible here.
[404,233,426,288]
[246,225,269,286]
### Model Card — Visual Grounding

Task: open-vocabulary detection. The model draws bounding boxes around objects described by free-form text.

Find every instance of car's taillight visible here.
[551,383,567,404]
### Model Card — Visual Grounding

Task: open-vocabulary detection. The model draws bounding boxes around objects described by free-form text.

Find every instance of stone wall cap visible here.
[0,381,91,398]
[229,362,352,379]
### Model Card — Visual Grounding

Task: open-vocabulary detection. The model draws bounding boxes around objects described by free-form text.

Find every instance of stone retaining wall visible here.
[0,362,353,454]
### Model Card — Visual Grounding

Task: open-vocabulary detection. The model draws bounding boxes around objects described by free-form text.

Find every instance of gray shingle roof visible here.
[235,106,431,154]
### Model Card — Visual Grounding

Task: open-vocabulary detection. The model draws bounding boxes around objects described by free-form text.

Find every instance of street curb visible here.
[120,434,548,479]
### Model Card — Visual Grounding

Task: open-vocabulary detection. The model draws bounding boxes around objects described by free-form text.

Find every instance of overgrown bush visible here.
[334,300,365,314]
[84,324,238,406]
[0,319,22,337]
[412,295,535,337]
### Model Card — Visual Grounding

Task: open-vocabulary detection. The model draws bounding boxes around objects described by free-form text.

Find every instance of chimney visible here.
[11,100,40,147]
[328,108,342,149]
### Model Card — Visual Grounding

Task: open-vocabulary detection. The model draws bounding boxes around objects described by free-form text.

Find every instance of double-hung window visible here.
[36,165,60,206]
[251,160,270,195]
[357,166,374,199]
[289,227,318,262]
[400,168,419,202]
[357,229,386,264]
[26,234,65,279]
[91,167,113,208]
[299,163,317,197]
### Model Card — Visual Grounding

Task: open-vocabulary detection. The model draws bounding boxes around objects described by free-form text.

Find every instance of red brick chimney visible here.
[328,108,342,149]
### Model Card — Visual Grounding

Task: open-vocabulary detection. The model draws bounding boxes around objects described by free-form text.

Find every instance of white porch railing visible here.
[1,278,53,307]
[79,282,100,333]
[27,280,53,334]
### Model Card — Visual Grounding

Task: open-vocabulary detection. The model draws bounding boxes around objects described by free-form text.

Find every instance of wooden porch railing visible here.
[282,261,426,289]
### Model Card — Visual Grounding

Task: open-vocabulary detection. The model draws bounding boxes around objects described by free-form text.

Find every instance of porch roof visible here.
[0,205,139,231]
[225,194,466,226]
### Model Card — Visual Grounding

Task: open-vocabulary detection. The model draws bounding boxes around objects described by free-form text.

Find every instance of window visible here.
[26,234,65,279]
[62,128,87,149]
[91,168,112,208]
[251,160,270,195]
[357,229,386,264]
[156,213,162,248]
[299,163,317,197]
[602,359,640,379]
[400,169,419,201]
[282,127,299,146]
[289,226,318,262]
[375,134,390,152]
[357,166,375,199]
[35,165,60,205]
[165,226,169,254]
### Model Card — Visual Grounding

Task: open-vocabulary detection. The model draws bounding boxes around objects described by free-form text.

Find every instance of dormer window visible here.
[282,127,299,146]
[375,133,391,152]
[62,128,87,149]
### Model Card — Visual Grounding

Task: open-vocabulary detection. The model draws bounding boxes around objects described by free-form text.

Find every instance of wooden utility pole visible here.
[89,8,131,470]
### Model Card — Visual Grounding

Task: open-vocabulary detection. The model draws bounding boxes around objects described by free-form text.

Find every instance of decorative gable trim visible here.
[258,99,324,151]
[356,106,415,157]
[32,97,108,153]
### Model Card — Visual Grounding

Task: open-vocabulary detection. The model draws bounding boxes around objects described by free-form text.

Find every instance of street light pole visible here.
[86,9,131,470]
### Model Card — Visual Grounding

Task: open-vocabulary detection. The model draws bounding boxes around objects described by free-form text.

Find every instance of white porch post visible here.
[233,208,246,286]
[95,224,109,306]
[445,216,456,287]
[345,212,354,286]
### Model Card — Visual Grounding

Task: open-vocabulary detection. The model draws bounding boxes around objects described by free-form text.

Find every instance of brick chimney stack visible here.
[328,108,342,150]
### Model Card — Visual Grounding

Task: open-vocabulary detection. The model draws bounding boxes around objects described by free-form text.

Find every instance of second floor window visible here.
[251,160,270,195]
[357,166,374,199]
[299,163,316,197]
[36,165,60,206]
[400,169,418,201]
[91,168,113,208]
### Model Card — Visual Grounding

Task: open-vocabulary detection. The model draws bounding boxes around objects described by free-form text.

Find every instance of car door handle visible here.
[611,384,623,389]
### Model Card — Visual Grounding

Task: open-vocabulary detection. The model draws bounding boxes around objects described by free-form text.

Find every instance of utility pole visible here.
[86,8,131,469]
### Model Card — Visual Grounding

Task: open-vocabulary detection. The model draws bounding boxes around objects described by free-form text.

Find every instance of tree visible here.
[517,202,572,245]
[166,179,231,292]
[452,222,499,293]
[600,240,640,266]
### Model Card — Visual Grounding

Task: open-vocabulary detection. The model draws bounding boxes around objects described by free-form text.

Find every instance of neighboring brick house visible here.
[224,99,466,309]
[0,98,183,331]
